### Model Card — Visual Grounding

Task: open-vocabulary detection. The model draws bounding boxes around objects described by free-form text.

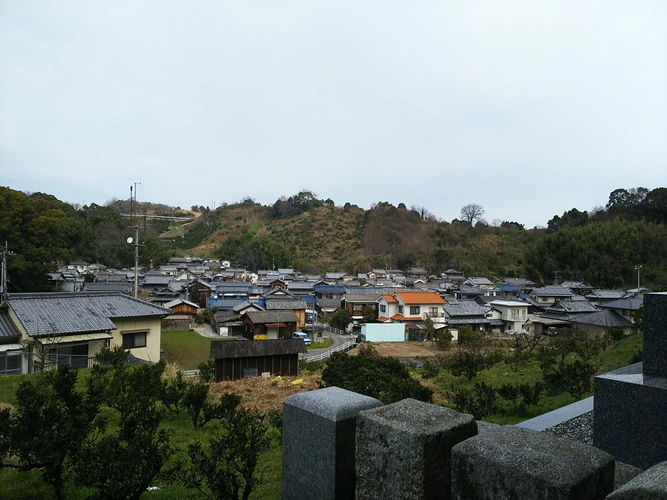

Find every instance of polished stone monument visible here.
[593,292,667,470]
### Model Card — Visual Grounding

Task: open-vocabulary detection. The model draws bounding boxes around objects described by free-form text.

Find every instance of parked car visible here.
[292,331,311,346]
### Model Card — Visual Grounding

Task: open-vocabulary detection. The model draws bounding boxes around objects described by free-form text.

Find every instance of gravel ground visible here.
[544,411,594,445]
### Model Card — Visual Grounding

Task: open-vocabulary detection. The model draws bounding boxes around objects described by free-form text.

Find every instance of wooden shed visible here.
[241,311,299,340]
[210,339,307,381]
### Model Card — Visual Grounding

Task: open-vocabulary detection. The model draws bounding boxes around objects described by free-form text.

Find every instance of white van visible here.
[293,331,311,346]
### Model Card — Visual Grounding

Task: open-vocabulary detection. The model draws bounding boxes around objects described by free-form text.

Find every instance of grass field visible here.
[160,329,212,370]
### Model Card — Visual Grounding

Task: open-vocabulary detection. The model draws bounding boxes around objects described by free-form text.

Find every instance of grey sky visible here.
[1,1,666,228]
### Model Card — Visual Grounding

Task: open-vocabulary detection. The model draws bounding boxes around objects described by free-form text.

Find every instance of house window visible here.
[410,306,420,315]
[380,304,386,313]
[511,309,518,320]
[522,310,526,320]
[429,307,438,317]
[122,331,147,349]
[0,352,22,376]
[398,305,404,314]
[353,304,363,312]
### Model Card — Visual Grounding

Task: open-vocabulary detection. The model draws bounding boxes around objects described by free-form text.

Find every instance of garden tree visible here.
[445,350,503,381]
[74,404,172,500]
[503,330,548,368]
[435,329,453,350]
[172,407,273,500]
[496,382,544,415]
[448,382,498,419]
[1,365,101,500]
[362,305,377,323]
[328,308,353,331]
[76,353,174,499]
[163,371,241,430]
[460,203,485,225]
[321,344,433,404]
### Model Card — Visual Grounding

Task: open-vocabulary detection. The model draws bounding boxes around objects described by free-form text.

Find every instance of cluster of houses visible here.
[0,258,646,379]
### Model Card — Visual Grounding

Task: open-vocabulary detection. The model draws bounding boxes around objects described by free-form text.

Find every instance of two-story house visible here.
[489,300,530,332]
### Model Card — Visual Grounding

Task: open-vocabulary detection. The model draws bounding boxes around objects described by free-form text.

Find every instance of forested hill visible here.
[1,186,666,292]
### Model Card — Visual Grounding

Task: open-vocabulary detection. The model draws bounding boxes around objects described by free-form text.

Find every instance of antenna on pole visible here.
[552,270,560,286]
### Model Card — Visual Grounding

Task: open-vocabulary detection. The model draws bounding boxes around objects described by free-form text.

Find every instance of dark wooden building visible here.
[242,311,299,340]
[210,339,307,381]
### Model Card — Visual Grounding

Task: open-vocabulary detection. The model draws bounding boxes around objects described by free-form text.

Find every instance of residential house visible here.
[214,302,264,337]
[314,285,346,300]
[489,300,530,332]
[264,297,308,328]
[528,287,574,309]
[443,300,494,333]
[162,298,199,331]
[342,293,382,322]
[325,272,350,282]
[6,292,170,372]
[210,339,306,381]
[586,290,629,305]
[407,268,428,279]
[598,298,643,324]
[377,291,446,336]
[241,311,299,341]
[0,303,23,375]
[568,310,636,337]
[560,281,596,296]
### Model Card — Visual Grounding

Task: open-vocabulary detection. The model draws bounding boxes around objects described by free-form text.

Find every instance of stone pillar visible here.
[606,460,667,499]
[355,399,477,500]
[451,426,614,500]
[282,387,383,500]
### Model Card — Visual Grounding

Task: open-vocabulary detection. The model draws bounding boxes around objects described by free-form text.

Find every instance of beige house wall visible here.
[110,316,162,363]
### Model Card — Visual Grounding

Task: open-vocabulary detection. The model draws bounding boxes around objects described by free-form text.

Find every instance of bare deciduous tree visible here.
[460,203,485,225]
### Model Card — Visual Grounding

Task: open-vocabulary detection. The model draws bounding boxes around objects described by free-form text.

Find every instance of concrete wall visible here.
[361,323,406,342]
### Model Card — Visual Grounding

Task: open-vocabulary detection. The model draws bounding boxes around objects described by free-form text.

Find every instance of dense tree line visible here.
[0,187,172,292]
[3,185,666,291]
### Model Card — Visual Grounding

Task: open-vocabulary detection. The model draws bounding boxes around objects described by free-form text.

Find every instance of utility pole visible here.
[1,242,16,302]
[128,183,142,299]
[635,265,642,297]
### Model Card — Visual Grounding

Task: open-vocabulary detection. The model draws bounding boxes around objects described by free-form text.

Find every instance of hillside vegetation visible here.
[1,186,666,290]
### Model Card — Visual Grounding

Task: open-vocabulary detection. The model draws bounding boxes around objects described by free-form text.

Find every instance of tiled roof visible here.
[344,294,382,303]
[569,310,634,328]
[381,294,398,303]
[531,287,573,297]
[0,307,20,338]
[444,301,489,317]
[395,292,446,305]
[599,298,643,311]
[264,300,307,310]
[244,311,299,324]
[8,292,171,336]
[210,339,307,358]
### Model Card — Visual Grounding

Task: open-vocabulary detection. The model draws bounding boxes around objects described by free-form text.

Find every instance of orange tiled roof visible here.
[394,291,446,305]
[390,314,422,321]
[381,294,399,303]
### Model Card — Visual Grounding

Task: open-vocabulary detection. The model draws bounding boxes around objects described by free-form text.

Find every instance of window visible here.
[429,307,438,317]
[398,305,404,314]
[0,352,22,376]
[521,310,526,320]
[353,304,363,312]
[122,331,147,349]
[410,306,420,315]
[511,309,518,320]
[380,304,386,313]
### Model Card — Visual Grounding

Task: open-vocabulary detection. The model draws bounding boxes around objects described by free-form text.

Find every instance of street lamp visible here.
[634,265,642,297]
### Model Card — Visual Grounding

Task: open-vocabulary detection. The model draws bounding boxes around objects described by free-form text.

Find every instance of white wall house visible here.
[490,300,529,332]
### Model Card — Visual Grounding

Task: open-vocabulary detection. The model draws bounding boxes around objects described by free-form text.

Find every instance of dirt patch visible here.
[209,374,321,414]
[348,341,449,359]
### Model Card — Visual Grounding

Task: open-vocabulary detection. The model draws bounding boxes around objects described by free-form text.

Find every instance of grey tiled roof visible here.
[264,300,307,311]
[244,311,299,324]
[343,294,382,303]
[569,310,634,328]
[0,307,20,338]
[9,292,172,336]
[444,301,489,317]
[531,287,574,297]
[599,298,643,311]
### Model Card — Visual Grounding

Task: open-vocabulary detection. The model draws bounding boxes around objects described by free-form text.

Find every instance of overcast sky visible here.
[1,1,666,228]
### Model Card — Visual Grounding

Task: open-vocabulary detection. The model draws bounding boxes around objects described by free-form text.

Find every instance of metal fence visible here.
[301,338,358,363]
[30,354,98,371]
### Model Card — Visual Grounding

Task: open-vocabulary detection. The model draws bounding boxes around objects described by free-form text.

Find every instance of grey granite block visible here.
[281,387,383,500]
[476,420,501,434]
[451,426,615,500]
[593,362,667,469]
[355,399,477,500]
[607,460,667,499]
[613,461,642,491]
[643,293,667,377]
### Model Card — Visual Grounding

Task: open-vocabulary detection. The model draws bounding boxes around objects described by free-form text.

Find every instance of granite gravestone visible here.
[355,398,477,500]
[282,386,383,500]
[594,292,667,469]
